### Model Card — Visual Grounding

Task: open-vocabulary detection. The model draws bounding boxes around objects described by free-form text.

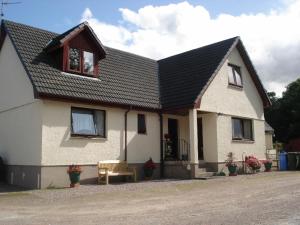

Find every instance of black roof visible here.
[2,20,160,109]
[1,20,270,111]
[158,37,238,109]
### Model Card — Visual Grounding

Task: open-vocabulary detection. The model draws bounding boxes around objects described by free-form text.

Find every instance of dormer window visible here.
[69,48,81,72]
[45,22,106,78]
[68,48,95,76]
[228,64,243,87]
[83,51,94,74]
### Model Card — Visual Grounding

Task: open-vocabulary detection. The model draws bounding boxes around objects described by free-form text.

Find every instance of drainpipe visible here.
[159,112,164,178]
[124,106,132,162]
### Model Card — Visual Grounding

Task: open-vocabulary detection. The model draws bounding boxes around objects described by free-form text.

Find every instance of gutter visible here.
[124,106,132,161]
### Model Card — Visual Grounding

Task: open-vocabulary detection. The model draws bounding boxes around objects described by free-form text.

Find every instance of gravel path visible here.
[0,172,300,225]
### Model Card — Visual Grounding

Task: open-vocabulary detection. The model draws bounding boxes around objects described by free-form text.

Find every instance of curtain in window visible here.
[83,51,94,74]
[232,119,243,139]
[234,68,242,86]
[243,120,252,140]
[94,110,105,136]
[228,67,235,84]
[72,109,96,135]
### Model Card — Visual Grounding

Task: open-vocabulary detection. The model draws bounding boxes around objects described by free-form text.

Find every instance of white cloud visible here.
[81,1,300,96]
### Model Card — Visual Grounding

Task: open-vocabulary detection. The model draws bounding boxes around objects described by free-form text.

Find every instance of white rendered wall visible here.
[198,46,266,163]
[0,36,42,165]
[41,100,160,165]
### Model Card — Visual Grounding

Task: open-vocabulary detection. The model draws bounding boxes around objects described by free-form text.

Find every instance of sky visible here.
[2,0,300,96]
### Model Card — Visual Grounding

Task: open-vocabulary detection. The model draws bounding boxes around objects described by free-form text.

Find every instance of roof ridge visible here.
[158,36,240,62]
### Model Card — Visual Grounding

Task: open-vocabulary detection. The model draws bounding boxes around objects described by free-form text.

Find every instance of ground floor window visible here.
[232,118,253,141]
[71,107,106,137]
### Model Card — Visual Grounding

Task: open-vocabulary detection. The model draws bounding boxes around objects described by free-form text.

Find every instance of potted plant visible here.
[262,159,272,172]
[245,155,261,173]
[143,158,156,179]
[225,152,238,176]
[67,164,82,188]
[164,134,173,160]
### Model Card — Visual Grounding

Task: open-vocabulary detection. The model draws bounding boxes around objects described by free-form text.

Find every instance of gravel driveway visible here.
[1,171,300,225]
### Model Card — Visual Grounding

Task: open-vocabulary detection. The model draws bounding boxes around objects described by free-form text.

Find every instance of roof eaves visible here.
[236,40,272,107]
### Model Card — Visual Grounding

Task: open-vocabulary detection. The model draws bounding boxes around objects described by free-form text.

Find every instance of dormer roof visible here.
[44,21,106,59]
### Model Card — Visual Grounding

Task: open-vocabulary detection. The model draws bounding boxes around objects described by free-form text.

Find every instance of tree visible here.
[265,78,300,143]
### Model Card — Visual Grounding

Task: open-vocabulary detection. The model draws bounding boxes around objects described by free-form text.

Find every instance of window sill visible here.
[62,72,100,81]
[66,70,95,77]
[70,134,107,140]
[228,84,243,90]
[232,139,254,144]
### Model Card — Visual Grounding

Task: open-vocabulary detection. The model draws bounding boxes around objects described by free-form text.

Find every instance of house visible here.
[0,20,271,189]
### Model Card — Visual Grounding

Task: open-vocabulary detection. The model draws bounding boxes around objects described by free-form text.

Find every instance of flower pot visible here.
[228,165,237,176]
[264,162,272,172]
[144,168,154,179]
[69,172,81,187]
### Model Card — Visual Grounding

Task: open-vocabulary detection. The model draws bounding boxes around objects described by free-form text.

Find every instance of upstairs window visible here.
[232,118,253,141]
[83,51,94,74]
[137,114,147,134]
[69,48,81,72]
[71,107,105,137]
[228,64,243,87]
[68,48,95,76]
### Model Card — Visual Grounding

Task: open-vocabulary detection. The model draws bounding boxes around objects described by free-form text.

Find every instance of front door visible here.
[198,118,204,160]
[168,118,178,160]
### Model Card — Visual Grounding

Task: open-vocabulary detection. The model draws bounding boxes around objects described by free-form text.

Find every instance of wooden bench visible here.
[98,160,137,185]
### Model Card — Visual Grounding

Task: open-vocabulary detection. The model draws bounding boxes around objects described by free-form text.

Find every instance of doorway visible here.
[168,118,179,159]
[197,118,204,160]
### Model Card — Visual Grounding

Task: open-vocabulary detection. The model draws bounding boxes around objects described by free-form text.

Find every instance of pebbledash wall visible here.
[40,100,161,188]
[198,47,266,171]
[0,36,43,188]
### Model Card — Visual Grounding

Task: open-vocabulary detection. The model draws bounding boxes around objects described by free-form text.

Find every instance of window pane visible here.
[69,48,80,71]
[72,109,96,135]
[83,51,94,74]
[94,110,105,137]
[234,68,242,86]
[138,114,146,134]
[232,118,243,139]
[228,67,235,84]
[243,120,252,140]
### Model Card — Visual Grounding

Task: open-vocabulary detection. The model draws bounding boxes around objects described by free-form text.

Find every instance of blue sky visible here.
[3,0,284,33]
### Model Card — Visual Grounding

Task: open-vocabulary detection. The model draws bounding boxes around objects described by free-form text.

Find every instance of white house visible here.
[0,20,271,188]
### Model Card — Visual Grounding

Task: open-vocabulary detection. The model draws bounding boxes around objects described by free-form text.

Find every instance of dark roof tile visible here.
[158,37,238,109]
[1,20,270,111]
[3,20,160,109]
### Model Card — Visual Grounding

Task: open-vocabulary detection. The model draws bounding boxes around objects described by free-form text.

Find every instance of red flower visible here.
[261,159,272,164]
[67,164,82,174]
[144,158,156,170]
[245,156,261,170]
